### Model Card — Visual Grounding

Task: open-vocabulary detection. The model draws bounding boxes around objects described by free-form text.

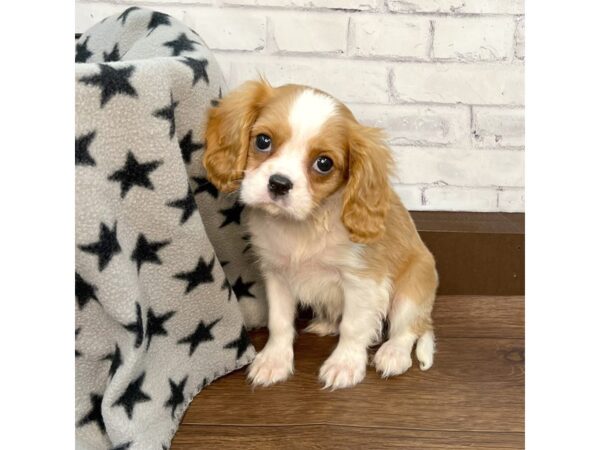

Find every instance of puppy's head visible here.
[203,79,392,243]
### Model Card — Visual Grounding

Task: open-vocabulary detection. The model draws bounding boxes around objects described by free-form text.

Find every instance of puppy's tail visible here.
[415,330,435,371]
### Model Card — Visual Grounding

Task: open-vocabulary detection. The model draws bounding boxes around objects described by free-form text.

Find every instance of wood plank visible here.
[182,334,523,432]
[433,296,524,339]
[411,211,524,235]
[172,424,524,450]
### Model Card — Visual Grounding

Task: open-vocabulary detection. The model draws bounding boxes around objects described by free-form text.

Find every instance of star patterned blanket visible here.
[75,8,267,449]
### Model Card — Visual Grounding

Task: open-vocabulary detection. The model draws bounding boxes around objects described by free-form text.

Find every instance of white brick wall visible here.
[75,0,525,212]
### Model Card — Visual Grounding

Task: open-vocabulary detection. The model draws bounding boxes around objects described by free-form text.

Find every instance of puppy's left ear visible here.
[342,123,393,244]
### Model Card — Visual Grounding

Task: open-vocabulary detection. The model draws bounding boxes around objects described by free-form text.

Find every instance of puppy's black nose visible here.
[268,174,293,197]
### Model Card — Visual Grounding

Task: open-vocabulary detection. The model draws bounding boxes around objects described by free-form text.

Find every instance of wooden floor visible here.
[172,296,524,449]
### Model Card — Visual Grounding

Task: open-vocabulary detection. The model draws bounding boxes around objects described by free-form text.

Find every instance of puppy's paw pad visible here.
[319,357,366,390]
[248,351,293,387]
[304,319,338,337]
[373,341,413,378]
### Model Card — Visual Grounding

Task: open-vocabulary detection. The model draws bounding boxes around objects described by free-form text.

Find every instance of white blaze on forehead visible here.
[288,89,337,144]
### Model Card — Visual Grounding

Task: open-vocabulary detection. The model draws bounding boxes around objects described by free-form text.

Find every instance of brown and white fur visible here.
[203,79,438,390]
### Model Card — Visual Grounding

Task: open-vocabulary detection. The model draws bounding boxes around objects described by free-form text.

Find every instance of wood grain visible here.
[174,295,524,449]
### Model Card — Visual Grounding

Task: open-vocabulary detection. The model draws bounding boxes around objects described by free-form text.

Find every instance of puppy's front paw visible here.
[303,318,339,336]
[373,340,413,378]
[319,350,366,390]
[248,348,293,387]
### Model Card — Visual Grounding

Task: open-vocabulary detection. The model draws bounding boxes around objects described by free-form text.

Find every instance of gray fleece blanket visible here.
[75,8,266,449]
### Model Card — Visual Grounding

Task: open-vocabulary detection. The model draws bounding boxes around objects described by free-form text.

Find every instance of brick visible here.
[422,186,498,211]
[349,104,470,146]
[497,188,524,212]
[515,17,525,60]
[392,184,424,210]
[351,15,431,59]
[472,107,524,148]
[215,54,390,103]
[391,147,524,187]
[391,62,524,105]
[185,10,266,51]
[433,17,515,61]
[271,13,348,54]
[387,0,524,14]
[223,0,378,10]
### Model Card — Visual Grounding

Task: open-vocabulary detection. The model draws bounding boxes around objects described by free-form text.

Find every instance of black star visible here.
[102,343,122,379]
[78,222,121,272]
[179,130,204,164]
[147,11,171,35]
[192,176,218,198]
[111,443,132,450]
[75,272,99,309]
[75,327,82,358]
[118,7,139,25]
[108,151,162,199]
[79,64,137,107]
[178,318,221,356]
[224,327,251,359]
[123,302,144,349]
[164,375,188,418]
[221,277,232,301]
[232,276,256,301]
[211,87,223,107]
[103,43,120,62]
[75,130,96,166]
[76,36,93,63]
[77,393,105,433]
[163,33,199,57]
[167,188,196,224]
[153,92,179,139]
[219,201,245,228]
[130,233,170,273]
[112,372,151,420]
[179,57,209,86]
[174,256,215,294]
[145,308,175,351]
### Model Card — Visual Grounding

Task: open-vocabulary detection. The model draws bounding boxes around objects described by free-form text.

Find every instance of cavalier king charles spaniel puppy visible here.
[203,79,438,390]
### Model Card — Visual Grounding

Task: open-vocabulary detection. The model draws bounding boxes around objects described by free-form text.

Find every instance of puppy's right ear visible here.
[203,79,273,193]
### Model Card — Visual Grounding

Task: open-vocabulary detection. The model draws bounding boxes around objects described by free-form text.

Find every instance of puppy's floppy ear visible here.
[342,123,393,244]
[203,79,273,192]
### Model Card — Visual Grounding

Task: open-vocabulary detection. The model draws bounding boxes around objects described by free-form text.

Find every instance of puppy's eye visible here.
[255,134,272,152]
[313,156,334,174]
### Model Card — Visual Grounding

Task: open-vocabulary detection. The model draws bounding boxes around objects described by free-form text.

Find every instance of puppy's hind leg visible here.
[373,257,437,377]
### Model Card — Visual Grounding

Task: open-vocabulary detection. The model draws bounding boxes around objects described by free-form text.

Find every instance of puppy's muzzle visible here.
[268,174,293,197]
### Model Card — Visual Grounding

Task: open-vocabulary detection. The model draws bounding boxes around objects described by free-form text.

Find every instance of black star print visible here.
[102,343,122,379]
[178,318,221,356]
[75,327,82,358]
[164,375,187,418]
[103,43,120,62]
[179,130,204,164]
[153,92,179,139]
[224,327,251,359]
[163,33,199,57]
[111,443,131,450]
[130,233,170,273]
[146,308,175,351]
[232,276,256,301]
[167,188,196,224]
[79,64,137,107]
[179,57,209,86]
[192,176,218,198]
[78,222,121,272]
[174,256,215,294]
[219,201,245,228]
[221,277,233,301]
[118,7,139,25]
[108,151,162,199]
[75,272,99,309]
[77,393,105,433]
[147,11,171,35]
[76,36,93,63]
[123,302,144,349]
[211,87,223,107]
[112,372,151,420]
[75,130,96,166]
